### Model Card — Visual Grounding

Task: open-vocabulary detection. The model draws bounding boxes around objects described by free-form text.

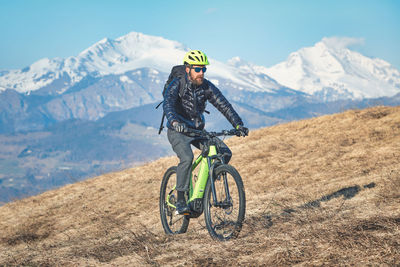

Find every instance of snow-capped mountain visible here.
[266,37,400,101]
[0,32,186,94]
[0,31,282,95]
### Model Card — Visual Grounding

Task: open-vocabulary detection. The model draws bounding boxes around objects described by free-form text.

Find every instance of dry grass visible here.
[1,106,399,266]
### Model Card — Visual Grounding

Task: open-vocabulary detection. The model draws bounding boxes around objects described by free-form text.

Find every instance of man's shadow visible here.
[261,182,376,229]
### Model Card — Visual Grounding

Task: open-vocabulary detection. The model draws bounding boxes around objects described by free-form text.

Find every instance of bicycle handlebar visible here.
[184,128,246,138]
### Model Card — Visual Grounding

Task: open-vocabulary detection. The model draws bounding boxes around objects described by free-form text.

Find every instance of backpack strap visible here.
[178,76,186,98]
[155,100,163,109]
[156,99,165,134]
[158,112,166,134]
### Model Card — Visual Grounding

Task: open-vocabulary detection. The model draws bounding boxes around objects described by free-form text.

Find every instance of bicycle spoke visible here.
[169,215,185,226]
[214,220,236,231]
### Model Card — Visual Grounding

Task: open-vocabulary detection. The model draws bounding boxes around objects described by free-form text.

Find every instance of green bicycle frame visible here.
[188,144,217,202]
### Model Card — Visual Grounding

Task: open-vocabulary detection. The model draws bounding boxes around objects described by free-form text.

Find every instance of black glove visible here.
[236,125,249,137]
[173,121,187,133]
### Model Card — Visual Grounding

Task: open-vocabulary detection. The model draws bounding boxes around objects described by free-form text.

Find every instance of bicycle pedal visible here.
[175,210,190,215]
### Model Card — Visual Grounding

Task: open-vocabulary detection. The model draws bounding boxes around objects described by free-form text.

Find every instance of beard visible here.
[190,72,204,86]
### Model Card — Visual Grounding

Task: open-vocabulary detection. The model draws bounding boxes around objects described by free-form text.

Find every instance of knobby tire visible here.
[159,166,190,234]
[204,164,246,241]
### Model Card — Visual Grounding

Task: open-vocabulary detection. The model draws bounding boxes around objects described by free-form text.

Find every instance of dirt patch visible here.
[2,218,53,246]
[72,230,161,264]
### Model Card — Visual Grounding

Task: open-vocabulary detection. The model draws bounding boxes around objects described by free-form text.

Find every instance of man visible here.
[163,50,248,214]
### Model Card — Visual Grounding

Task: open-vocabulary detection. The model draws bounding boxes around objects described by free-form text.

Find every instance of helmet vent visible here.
[183,50,209,65]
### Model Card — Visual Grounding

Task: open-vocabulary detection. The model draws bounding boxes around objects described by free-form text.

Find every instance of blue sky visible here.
[0,0,399,70]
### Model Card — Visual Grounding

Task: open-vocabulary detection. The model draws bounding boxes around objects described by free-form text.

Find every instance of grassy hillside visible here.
[0,106,399,266]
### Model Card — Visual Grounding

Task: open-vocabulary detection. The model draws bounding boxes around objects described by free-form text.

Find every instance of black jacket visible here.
[163,74,243,130]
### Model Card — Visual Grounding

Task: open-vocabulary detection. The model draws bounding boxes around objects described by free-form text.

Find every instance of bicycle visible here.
[159,128,246,241]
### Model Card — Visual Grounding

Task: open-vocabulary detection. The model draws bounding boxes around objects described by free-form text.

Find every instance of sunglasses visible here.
[192,67,207,73]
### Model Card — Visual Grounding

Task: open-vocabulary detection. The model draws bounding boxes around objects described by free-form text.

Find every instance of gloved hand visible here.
[172,121,187,133]
[236,125,249,137]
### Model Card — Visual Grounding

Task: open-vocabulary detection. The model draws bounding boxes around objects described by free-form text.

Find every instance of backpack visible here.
[156,65,186,134]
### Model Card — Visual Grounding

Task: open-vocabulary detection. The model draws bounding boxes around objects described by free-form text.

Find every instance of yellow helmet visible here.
[183,50,209,65]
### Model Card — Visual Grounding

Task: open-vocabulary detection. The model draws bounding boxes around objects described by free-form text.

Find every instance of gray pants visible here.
[167,129,232,192]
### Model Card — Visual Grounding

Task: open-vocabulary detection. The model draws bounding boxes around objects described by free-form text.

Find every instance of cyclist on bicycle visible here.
[163,50,249,214]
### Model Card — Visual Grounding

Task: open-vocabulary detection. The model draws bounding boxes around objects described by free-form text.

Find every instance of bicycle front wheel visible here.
[204,164,246,241]
[159,166,190,234]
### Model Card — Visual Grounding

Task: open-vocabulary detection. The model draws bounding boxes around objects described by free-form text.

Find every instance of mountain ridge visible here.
[266,37,400,101]
[2,33,399,100]
[0,31,282,94]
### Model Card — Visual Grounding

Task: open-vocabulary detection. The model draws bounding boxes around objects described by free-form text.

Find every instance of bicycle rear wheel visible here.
[159,166,190,234]
[204,164,246,241]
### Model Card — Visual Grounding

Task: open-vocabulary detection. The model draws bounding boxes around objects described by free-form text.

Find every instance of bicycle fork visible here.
[209,156,231,208]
